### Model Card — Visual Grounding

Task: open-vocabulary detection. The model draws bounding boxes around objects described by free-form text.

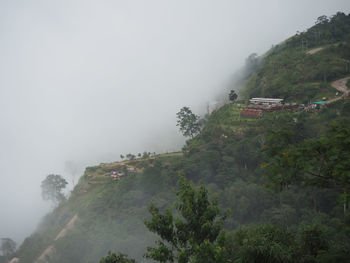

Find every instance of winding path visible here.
[35,214,79,263]
[327,76,350,104]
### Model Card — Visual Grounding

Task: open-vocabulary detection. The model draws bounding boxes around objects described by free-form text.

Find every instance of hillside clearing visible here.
[306,46,325,54]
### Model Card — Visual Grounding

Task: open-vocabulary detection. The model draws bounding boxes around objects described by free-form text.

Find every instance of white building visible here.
[249,98,283,105]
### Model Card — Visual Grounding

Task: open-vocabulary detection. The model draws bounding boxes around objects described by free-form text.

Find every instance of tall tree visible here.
[176,107,200,138]
[144,176,228,263]
[41,174,68,205]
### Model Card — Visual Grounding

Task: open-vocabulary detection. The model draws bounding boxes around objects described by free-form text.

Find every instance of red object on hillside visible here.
[240,109,263,118]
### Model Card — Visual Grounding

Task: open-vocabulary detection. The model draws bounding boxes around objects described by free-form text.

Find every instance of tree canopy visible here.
[229,90,238,102]
[144,176,227,263]
[265,121,350,189]
[41,174,68,205]
[176,107,200,138]
[100,252,135,263]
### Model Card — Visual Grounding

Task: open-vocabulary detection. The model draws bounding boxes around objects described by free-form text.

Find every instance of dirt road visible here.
[35,214,79,263]
[327,76,350,104]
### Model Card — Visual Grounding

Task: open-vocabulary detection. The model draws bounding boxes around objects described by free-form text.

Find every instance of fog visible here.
[0,0,349,245]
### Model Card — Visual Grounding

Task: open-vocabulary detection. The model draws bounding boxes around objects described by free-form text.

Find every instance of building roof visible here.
[312,100,327,105]
[249,98,283,103]
[313,101,328,104]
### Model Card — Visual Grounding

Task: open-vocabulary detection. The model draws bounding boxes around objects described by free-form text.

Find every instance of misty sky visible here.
[0,0,349,245]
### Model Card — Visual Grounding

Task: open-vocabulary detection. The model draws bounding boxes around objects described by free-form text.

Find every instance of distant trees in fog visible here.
[0,238,16,257]
[119,152,153,161]
[41,174,68,206]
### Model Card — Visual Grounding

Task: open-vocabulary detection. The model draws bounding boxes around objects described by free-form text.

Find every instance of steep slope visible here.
[9,12,350,263]
[242,12,350,103]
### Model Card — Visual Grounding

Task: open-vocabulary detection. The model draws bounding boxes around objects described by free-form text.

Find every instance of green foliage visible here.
[20,99,350,262]
[221,181,275,227]
[176,107,201,138]
[231,224,296,263]
[14,12,350,263]
[100,252,136,263]
[14,232,49,263]
[296,224,329,260]
[265,121,350,192]
[144,176,228,263]
[243,13,350,102]
[229,90,238,102]
[142,151,151,158]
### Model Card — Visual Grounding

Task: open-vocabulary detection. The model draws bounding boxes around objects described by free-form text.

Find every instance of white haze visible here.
[0,0,349,245]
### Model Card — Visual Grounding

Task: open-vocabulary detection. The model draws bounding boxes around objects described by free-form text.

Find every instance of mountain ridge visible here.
[4,11,350,263]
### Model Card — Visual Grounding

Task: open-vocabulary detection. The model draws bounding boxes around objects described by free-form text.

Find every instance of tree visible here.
[296,224,329,258]
[176,107,200,138]
[126,154,136,160]
[142,152,150,158]
[264,121,350,213]
[230,225,295,263]
[100,252,135,263]
[315,15,329,25]
[229,90,238,102]
[144,176,228,263]
[41,174,68,205]
[0,238,16,257]
[120,154,124,160]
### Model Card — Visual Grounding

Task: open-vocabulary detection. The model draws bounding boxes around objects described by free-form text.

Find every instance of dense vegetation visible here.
[242,12,350,103]
[3,12,350,263]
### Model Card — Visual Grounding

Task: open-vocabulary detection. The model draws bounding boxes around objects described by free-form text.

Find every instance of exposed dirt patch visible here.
[306,47,325,55]
[326,76,350,104]
[35,246,54,263]
[54,214,78,240]
[34,214,79,263]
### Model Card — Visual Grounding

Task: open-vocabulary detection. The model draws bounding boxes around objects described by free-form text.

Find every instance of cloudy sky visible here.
[0,0,349,244]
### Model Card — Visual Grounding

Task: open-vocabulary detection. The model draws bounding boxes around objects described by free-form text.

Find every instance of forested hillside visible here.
[4,12,350,263]
[242,12,350,102]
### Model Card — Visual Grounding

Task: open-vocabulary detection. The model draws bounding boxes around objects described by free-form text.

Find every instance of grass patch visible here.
[310,82,338,102]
